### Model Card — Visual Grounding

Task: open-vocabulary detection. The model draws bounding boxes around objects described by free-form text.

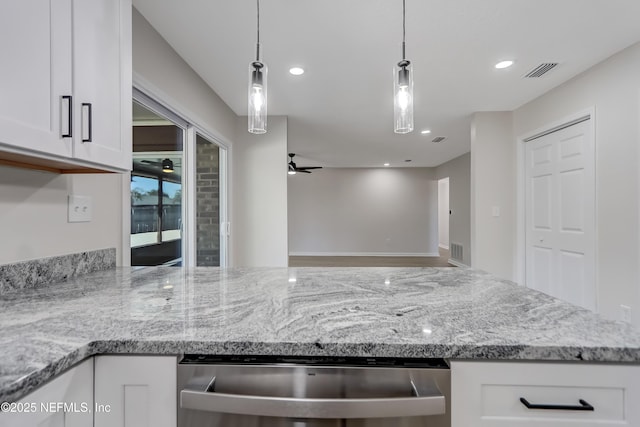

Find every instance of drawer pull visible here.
[520,397,594,411]
[61,95,72,138]
[82,103,93,142]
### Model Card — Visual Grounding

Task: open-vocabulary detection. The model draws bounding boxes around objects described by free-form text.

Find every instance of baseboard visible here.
[439,244,450,250]
[289,252,442,257]
[447,258,469,267]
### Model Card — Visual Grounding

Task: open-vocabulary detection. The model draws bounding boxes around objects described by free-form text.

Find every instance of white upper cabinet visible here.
[72,0,132,171]
[0,0,73,159]
[0,0,131,173]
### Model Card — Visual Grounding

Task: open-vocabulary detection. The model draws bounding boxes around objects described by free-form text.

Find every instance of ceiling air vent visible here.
[523,63,558,78]
[432,136,446,143]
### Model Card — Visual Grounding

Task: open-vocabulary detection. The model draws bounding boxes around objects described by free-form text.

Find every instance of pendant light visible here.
[248,0,267,134]
[161,158,174,173]
[394,0,413,134]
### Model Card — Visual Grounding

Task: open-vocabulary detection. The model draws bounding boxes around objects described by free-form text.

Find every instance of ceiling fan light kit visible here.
[162,158,174,173]
[394,0,414,134]
[248,0,267,134]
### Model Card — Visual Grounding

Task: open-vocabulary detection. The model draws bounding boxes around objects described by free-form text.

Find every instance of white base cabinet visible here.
[451,360,640,426]
[0,359,93,427]
[94,355,177,427]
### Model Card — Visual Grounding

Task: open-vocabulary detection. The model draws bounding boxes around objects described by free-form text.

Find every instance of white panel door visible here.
[72,0,131,170]
[438,178,450,249]
[525,119,595,310]
[0,0,73,158]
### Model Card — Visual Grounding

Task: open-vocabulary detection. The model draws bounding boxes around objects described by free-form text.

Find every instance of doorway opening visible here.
[438,177,450,259]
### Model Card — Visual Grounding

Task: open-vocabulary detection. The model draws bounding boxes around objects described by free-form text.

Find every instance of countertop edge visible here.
[3,340,640,403]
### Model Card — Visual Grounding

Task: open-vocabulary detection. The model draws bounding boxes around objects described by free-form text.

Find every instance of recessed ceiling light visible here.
[384,163,390,167]
[421,129,431,134]
[495,60,514,69]
[289,67,304,75]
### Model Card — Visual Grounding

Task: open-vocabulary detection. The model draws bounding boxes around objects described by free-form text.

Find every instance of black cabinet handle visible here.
[82,102,92,142]
[61,95,72,138]
[520,397,594,411]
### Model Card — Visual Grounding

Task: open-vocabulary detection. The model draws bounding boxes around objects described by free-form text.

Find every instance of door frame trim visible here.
[515,107,597,310]
[124,77,230,267]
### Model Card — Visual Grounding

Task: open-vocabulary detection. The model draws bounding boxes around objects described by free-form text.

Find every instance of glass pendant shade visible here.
[394,61,413,134]
[248,60,267,134]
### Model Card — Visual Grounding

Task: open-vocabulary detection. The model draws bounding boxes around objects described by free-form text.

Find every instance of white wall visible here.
[470,112,515,280]
[513,42,640,326]
[435,153,472,266]
[232,116,288,266]
[133,8,243,266]
[438,178,450,249]
[0,167,122,264]
[132,8,236,145]
[288,167,439,256]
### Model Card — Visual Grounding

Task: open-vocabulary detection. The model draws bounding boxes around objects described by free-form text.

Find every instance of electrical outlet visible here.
[68,195,92,223]
[621,304,631,323]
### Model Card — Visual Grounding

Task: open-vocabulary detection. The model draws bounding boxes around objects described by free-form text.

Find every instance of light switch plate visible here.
[492,206,500,217]
[68,195,92,223]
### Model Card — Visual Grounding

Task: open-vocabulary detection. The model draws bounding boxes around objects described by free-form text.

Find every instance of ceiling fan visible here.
[288,153,322,175]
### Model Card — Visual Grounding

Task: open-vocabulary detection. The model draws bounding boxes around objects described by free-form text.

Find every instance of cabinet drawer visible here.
[451,361,640,427]
[483,384,623,422]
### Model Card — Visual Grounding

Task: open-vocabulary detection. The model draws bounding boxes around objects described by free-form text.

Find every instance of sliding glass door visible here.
[131,91,228,267]
[131,101,184,265]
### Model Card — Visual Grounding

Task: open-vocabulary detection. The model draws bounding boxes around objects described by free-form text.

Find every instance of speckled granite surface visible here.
[1,266,639,402]
[0,248,116,293]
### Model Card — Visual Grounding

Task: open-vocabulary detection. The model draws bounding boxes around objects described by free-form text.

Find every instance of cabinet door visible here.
[451,360,640,427]
[72,0,132,170]
[94,355,176,427]
[0,359,93,427]
[0,0,73,158]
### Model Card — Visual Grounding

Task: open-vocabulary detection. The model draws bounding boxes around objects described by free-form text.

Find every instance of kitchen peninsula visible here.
[1,266,640,425]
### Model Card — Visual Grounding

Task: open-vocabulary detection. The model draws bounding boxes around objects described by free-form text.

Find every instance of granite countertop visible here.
[1,266,639,402]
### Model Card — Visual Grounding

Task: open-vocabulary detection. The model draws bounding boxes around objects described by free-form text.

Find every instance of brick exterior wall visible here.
[196,136,220,266]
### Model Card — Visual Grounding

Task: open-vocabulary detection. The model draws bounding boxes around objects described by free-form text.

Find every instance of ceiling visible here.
[132,0,640,167]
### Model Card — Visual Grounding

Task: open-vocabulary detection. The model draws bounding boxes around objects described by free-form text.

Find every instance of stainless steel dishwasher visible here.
[178,355,450,427]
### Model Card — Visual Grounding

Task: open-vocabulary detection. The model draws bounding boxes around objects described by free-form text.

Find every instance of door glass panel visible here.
[196,134,220,266]
[131,101,184,266]
[131,175,160,246]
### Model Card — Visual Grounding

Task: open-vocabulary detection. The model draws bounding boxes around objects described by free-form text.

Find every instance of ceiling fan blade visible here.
[298,166,322,170]
[298,170,312,173]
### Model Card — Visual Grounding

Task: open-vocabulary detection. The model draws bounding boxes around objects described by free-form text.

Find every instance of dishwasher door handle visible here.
[180,389,446,419]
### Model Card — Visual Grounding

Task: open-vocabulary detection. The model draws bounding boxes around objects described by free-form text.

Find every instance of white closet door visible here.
[525,119,595,311]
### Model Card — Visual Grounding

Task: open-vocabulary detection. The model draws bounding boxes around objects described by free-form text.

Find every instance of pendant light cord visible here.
[402,0,406,60]
[255,0,261,62]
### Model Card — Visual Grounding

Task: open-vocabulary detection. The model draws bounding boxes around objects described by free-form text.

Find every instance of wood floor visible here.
[288,248,455,267]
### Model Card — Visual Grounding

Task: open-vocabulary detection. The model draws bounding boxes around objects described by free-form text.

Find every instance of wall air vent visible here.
[523,63,558,78]
[431,136,446,143]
